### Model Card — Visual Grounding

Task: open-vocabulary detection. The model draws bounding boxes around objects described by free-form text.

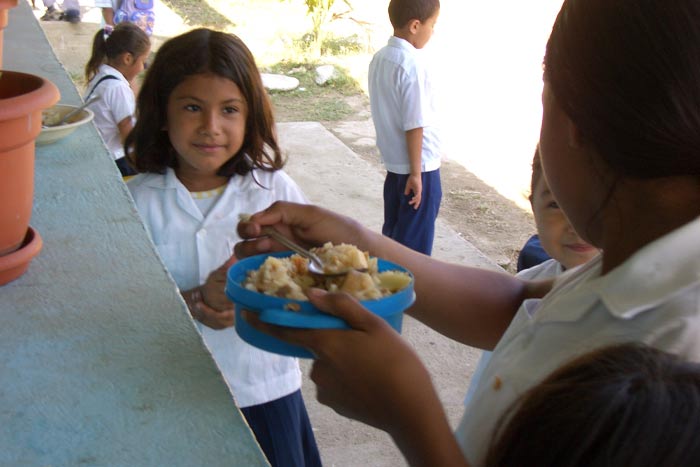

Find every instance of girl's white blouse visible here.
[128,167,308,407]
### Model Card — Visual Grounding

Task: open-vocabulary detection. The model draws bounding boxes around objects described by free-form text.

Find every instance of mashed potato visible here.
[243,242,411,301]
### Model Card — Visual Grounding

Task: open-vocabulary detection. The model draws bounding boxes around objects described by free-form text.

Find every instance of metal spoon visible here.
[55,94,100,126]
[261,226,367,277]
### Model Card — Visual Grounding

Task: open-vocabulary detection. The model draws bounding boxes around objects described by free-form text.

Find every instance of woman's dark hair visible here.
[543,0,700,178]
[388,0,440,30]
[126,28,283,177]
[485,343,700,467]
[84,23,150,84]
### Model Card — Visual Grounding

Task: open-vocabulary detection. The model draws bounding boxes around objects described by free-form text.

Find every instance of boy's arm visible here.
[405,127,424,209]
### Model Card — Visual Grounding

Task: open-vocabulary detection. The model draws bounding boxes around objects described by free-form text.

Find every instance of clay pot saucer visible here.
[0,226,42,286]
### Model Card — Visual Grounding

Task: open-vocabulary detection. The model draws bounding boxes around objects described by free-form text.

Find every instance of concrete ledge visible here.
[1,3,267,465]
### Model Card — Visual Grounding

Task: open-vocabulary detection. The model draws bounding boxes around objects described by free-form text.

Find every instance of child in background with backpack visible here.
[95,0,155,36]
[84,22,150,177]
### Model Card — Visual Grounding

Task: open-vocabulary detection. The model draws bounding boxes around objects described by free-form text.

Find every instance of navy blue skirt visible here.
[241,389,322,467]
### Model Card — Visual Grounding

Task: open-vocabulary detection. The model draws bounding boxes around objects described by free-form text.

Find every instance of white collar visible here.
[540,216,700,321]
[387,35,417,52]
[139,167,271,195]
[98,63,128,84]
[596,216,700,317]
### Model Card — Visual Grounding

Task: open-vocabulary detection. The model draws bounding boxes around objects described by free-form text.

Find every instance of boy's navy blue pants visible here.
[241,389,322,467]
[383,169,442,256]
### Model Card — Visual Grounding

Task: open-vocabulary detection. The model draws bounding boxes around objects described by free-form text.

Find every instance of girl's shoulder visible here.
[236,167,296,188]
[91,64,127,83]
[86,65,130,98]
[231,169,306,201]
[126,171,169,194]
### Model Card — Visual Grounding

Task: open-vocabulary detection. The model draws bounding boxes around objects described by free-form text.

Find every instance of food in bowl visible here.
[36,104,95,146]
[242,242,412,301]
[226,251,415,358]
[41,107,64,127]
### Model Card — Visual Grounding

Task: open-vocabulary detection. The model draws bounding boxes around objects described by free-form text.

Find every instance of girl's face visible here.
[531,174,598,270]
[165,73,248,185]
[121,48,150,83]
[538,82,611,248]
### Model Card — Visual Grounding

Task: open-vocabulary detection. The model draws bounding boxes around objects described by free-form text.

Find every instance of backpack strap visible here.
[85,75,119,101]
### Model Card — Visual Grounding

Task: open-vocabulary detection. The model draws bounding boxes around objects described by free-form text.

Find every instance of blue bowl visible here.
[226,251,415,358]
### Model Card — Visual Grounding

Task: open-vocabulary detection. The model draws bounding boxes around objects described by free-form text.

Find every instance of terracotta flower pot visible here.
[0,226,42,285]
[0,70,59,256]
[0,0,19,69]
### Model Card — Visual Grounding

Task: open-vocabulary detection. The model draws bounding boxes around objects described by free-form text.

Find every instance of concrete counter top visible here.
[0,2,267,465]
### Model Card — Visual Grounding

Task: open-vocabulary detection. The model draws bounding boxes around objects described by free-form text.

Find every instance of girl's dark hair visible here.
[388,0,440,29]
[485,343,700,467]
[85,23,150,84]
[528,145,542,204]
[544,0,700,178]
[126,28,283,177]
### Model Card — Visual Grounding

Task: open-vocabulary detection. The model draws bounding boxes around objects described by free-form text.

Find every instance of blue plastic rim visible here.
[226,251,415,358]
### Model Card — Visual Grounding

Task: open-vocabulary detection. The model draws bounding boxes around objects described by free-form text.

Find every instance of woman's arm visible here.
[236,201,550,350]
[245,289,471,467]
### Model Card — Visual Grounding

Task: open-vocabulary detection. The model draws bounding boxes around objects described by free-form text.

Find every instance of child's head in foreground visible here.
[127,28,283,177]
[388,0,440,49]
[529,146,597,270]
[486,342,700,466]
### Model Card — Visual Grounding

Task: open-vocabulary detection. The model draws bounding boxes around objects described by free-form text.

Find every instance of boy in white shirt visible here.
[368,0,442,255]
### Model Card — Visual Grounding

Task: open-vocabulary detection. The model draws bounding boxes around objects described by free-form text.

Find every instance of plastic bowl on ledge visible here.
[226,251,415,358]
[36,104,94,146]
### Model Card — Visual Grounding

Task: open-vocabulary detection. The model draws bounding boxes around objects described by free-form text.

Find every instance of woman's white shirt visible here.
[462,258,565,407]
[127,168,308,407]
[456,216,700,465]
[84,64,134,160]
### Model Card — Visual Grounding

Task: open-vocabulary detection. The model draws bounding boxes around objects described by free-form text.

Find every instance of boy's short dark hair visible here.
[388,0,440,29]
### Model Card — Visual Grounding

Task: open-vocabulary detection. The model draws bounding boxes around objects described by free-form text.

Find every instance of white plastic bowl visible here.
[37,104,94,146]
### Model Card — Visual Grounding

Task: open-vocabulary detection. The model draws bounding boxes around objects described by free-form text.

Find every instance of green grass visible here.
[264,60,363,121]
[160,1,375,122]
[161,0,234,28]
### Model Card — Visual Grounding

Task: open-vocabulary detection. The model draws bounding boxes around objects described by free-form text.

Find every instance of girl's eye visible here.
[184,104,200,112]
[223,106,238,115]
[547,201,559,209]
